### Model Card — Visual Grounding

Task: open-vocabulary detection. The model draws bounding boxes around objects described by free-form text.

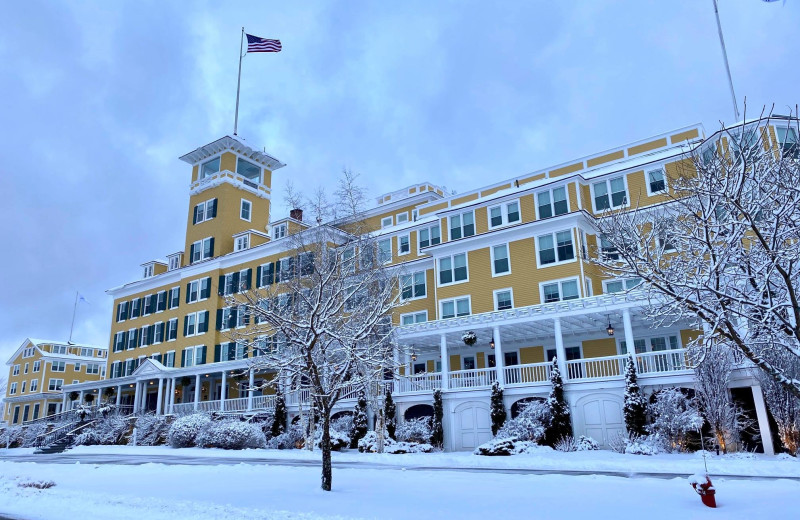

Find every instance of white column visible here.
[61,393,67,411]
[247,369,254,411]
[133,382,141,412]
[622,309,636,361]
[393,346,400,378]
[168,378,176,413]
[115,385,122,406]
[553,317,568,379]
[405,352,412,378]
[493,326,505,386]
[156,378,164,415]
[193,374,201,411]
[79,390,85,406]
[752,385,775,456]
[439,333,449,390]
[220,371,227,412]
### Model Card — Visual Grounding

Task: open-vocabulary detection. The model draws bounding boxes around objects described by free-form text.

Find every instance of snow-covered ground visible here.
[0,456,798,520]
[4,444,799,478]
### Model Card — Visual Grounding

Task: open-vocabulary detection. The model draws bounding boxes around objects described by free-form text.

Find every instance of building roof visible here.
[179,135,286,171]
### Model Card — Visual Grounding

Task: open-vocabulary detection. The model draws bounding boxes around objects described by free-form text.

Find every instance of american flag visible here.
[246,34,282,53]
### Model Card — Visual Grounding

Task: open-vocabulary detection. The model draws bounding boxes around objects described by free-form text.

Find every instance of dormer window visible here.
[235,235,250,252]
[236,157,261,182]
[168,255,181,271]
[201,157,221,179]
[273,223,287,240]
[143,264,154,278]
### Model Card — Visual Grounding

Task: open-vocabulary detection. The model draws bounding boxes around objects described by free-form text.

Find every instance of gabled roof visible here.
[6,338,105,365]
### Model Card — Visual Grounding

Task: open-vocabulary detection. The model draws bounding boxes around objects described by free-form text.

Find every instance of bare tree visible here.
[229,171,405,491]
[754,351,800,455]
[0,375,6,400]
[593,109,800,399]
[691,342,751,453]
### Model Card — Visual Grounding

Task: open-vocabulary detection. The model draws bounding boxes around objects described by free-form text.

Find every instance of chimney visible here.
[290,208,303,221]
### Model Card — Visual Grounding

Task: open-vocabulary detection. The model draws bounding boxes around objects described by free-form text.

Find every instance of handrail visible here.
[448,367,497,389]
[503,362,551,385]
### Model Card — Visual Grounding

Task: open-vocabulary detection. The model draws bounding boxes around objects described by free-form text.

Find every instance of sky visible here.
[0,0,798,363]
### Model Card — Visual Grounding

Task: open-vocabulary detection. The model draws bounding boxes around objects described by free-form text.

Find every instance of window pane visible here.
[454,254,468,281]
[442,301,455,319]
[556,230,574,261]
[201,157,220,178]
[414,272,426,297]
[543,283,560,303]
[462,212,475,237]
[553,187,568,215]
[456,298,470,316]
[648,169,665,193]
[537,192,552,218]
[490,207,503,227]
[606,281,624,293]
[450,215,461,240]
[493,245,509,274]
[419,228,429,248]
[237,158,261,181]
[538,235,555,265]
[402,315,414,325]
[593,181,610,210]
[507,202,520,223]
[610,177,627,207]
[496,290,512,310]
[430,225,441,245]
[650,337,667,351]
[561,280,579,300]
[439,257,452,284]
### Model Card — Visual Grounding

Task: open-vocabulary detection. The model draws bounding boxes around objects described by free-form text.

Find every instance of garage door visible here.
[577,395,624,447]
[453,402,492,451]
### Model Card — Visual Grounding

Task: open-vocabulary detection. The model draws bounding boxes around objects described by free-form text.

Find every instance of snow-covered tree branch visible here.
[593,109,800,399]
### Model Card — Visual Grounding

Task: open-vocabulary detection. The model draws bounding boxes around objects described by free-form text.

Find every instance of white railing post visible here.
[622,309,637,364]
[156,378,164,415]
[553,317,568,380]
[133,383,140,413]
[493,325,505,387]
[220,371,227,412]
[751,385,776,455]
[115,385,122,406]
[247,369,254,411]
[440,333,449,390]
[193,374,201,411]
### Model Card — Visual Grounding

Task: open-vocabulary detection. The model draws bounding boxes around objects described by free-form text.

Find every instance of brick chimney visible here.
[290,208,303,221]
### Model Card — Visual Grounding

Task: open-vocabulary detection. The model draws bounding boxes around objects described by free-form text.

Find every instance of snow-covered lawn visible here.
[0,457,798,520]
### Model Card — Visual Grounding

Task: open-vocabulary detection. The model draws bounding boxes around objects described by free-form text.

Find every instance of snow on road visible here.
[0,458,798,520]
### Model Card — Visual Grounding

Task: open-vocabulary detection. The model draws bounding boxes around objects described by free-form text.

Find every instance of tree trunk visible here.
[376,409,385,453]
[321,413,332,491]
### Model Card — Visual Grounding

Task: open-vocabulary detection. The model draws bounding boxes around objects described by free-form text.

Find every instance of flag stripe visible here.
[246,34,282,53]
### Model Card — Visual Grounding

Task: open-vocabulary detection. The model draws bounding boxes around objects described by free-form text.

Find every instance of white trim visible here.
[436,252,469,287]
[395,211,409,224]
[439,295,472,320]
[400,310,428,326]
[490,243,511,277]
[400,270,427,301]
[535,228,577,268]
[493,287,514,311]
[535,185,570,219]
[487,199,522,229]
[644,167,668,196]
[396,233,411,256]
[447,209,476,240]
[539,276,581,304]
[590,174,630,213]
[381,216,394,229]
[240,198,253,222]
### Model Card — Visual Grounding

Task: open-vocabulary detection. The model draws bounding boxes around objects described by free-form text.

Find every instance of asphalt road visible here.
[3,451,798,481]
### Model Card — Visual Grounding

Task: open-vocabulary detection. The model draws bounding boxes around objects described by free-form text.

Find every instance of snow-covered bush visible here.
[625,435,662,455]
[555,435,599,452]
[623,355,648,436]
[395,417,432,444]
[1,426,24,448]
[385,441,433,454]
[73,415,129,446]
[267,424,304,450]
[133,414,170,446]
[649,388,703,452]
[167,413,211,448]
[475,438,517,456]
[195,419,266,450]
[358,431,392,453]
[314,428,350,451]
[22,423,48,448]
[331,415,354,440]
[496,400,550,443]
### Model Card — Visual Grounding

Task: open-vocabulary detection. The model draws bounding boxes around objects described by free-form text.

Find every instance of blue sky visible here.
[0,1,797,362]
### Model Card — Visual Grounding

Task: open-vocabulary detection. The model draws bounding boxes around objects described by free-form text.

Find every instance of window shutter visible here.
[243,345,249,359]
[157,293,166,312]
[121,331,128,349]
[199,345,207,365]
[208,237,215,257]
[244,269,252,290]
[233,272,240,293]
[210,199,217,218]
[201,277,211,299]
[185,283,191,303]
[201,311,209,333]
[181,350,186,368]
[148,326,155,345]
[189,244,196,263]
[193,205,198,225]
[159,322,165,339]
[131,329,138,347]
[256,266,262,288]
[214,344,221,363]
[229,308,237,329]
[116,303,122,322]
[183,317,188,337]
[268,263,275,285]
[228,343,235,361]
[218,275,225,296]
[154,354,162,364]
[216,309,223,331]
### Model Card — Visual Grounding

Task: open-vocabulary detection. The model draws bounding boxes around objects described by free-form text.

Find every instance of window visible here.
[80,347,94,357]
[449,211,475,240]
[438,253,468,285]
[777,126,799,158]
[186,277,211,303]
[491,244,510,275]
[139,325,150,347]
[592,176,627,211]
[156,291,167,312]
[537,187,568,219]
[169,287,180,309]
[398,234,410,255]
[400,311,428,325]
[489,200,521,228]
[494,289,513,311]
[86,364,100,375]
[258,262,276,287]
[240,199,252,221]
[646,168,666,195]
[396,212,409,224]
[74,363,81,371]
[401,271,426,300]
[184,311,208,337]
[22,347,35,358]
[381,216,393,228]
[599,235,619,261]
[33,360,40,372]
[12,364,19,376]
[537,230,574,265]
[378,238,392,264]
[153,322,164,344]
[52,344,68,354]
[541,279,580,303]
[168,255,181,270]
[48,379,63,391]
[9,383,16,395]
[167,318,179,341]
[130,298,141,319]
[278,257,295,282]
[51,361,66,372]
[23,363,28,374]
[164,351,175,368]
[441,297,470,319]
[21,381,27,393]
[272,223,287,240]
[236,157,261,182]
[621,335,680,355]
[200,157,221,179]
[116,301,129,322]
[193,199,217,224]
[190,237,214,263]
[143,265,154,278]
[218,307,234,331]
[418,224,441,251]
[235,235,250,251]
[604,277,642,294]
[30,379,38,392]
[236,305,248,328]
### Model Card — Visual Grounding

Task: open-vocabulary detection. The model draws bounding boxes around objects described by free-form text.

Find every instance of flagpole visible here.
[712,0,741,122]
[234,27,245,136]
[68,291,78,344]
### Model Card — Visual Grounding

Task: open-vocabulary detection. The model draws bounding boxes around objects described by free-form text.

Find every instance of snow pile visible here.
[195,420,266,450]
[649,388,703,452]
[167,414,211,448]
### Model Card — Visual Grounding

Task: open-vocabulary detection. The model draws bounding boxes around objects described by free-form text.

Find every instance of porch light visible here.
[606,315,615,336]
[489,337,495,350]
[411,350,417,362]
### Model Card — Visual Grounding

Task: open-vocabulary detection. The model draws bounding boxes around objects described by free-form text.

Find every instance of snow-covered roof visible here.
[179,135,286,171]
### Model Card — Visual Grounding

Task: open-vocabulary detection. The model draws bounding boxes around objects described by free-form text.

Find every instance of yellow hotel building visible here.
[5,119,798,451]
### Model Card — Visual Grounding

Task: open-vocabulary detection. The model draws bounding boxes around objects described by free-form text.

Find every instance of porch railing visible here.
[252,394,276,411]
[171,402,195,414]
[224,397,249,412]
[566,355,627,380]
[636,349,691,374]
[195,400,221,412]
[504,362,551,385]
[394,373,443,394]
[448,367,497,389]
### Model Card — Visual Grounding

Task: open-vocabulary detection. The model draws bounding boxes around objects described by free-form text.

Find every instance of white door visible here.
[453,402,492,451]
[576,394,624,447]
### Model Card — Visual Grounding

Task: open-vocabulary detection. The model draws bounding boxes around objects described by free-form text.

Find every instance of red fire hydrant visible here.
[689,474,717,508]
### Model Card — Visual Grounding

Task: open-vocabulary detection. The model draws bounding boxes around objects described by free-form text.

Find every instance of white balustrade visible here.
[448,367,497,389]
[252,395,276,410]
[171,402,195,414]
[195,400,221,412]
[503,362,551,386]
[566,355,627,380]
[636,349,690,374]
[225,397,249,412]
[394,373,443,394]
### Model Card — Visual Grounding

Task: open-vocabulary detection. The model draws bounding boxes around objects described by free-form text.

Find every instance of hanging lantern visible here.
[606,315,615,336]
[489,337,495,350]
